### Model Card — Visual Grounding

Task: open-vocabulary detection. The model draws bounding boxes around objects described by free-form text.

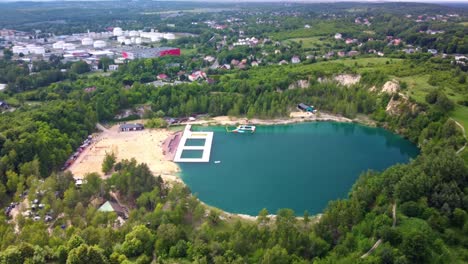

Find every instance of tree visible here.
[155,223,180,256]
[3,48,13,60]
[121,225,155,257]
[261,245,291,264]
[401,231,432,263]
[98,57,113,72]
[145,118,168,128]
[70,61,90,75]
[258,208,270,225]
[6,170,20,193]
[451,208,466,228]
[66,244,108,264]
[67,235,85,251]
[102,152,116,174]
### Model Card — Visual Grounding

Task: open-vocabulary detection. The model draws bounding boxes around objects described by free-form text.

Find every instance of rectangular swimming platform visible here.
[173,125,213,162]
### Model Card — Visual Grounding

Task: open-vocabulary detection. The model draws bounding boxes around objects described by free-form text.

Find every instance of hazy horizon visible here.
[0,0,467,3]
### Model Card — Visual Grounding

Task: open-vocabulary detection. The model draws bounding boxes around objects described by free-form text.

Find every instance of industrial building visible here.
[120,47,180,59]
[119,123,144,132]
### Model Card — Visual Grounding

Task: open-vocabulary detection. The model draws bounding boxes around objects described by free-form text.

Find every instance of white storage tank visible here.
[29,46,45,55]
[163,33,176,40]
[12,46,29,54]
[93,40,107,48]
[117,36,126,43]
[52,41,65,49]
[81,37,93,46]
[63,43,76,50]
[113,27,123,36]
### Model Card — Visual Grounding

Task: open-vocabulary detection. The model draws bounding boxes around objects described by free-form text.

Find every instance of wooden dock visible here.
[173,125,213,163]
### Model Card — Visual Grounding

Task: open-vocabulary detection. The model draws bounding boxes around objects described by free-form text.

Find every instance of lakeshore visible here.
[178,122,419,216]
[68,112,410,220]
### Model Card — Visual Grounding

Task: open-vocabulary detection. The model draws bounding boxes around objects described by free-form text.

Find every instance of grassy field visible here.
[329,57,402,68]
[270,21,361,40]
[398,75,435,103]
[283,36,332,49]
[451,106,468,133]
[180,48,197,56]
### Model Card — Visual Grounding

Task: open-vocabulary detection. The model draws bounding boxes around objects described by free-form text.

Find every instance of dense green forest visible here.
[0,1,468,263]
[0,53,467,263]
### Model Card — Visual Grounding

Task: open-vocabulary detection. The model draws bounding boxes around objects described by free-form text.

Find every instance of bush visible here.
[145,118,168,129]
[102,152,116,174]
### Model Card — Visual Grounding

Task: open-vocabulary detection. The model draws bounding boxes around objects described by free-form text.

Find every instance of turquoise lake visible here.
[178,122,419,216]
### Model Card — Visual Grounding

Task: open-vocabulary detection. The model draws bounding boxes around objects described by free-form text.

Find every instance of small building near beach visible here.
[119,123,144,132]
[297,103,314,112]
[98,201,128,219]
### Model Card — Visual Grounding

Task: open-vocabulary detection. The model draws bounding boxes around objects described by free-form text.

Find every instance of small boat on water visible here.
[214,161,221,164]
[229,125,256,134]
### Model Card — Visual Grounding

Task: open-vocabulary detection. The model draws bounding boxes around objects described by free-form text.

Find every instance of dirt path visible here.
[96,123,109,132]
[450,118,467,155]
[361,203,396,258]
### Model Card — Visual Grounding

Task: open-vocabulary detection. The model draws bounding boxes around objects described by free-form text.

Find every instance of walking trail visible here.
[450,118,467,154]
[360,203,396,258]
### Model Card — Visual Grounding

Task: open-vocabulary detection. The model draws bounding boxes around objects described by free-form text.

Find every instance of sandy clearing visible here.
[68,124,181,183]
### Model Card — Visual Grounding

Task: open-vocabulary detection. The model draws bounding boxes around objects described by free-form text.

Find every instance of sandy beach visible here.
[181,111,369,127]
[68,123,181,183]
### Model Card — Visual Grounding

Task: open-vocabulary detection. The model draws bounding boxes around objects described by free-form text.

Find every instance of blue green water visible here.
[178,122,419,216]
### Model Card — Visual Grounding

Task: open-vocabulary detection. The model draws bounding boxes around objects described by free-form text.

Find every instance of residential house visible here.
[334,33,342,40]
[188,71,207,82]
[219,64,231,70]
[157,73,169,81]
[291,56,301,64]
[98,201,128,219]
[204,56,215,63]
[251,61,259,67]
[237,63,246,70]
[231,59,240,66]
[84,86,97,93]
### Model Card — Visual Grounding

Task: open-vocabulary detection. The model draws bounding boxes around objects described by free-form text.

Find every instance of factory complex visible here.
[1,27,182,66]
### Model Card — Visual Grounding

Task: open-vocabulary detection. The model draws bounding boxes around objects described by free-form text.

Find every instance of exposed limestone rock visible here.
[333,74,361,87]
[385,96,402,116]
[386,94,418,116]
[381,80,400,94]
[288,79,310,90]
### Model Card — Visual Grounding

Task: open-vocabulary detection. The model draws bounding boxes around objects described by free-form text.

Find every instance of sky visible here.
[0,0,466,2]
[0,0,467,2]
